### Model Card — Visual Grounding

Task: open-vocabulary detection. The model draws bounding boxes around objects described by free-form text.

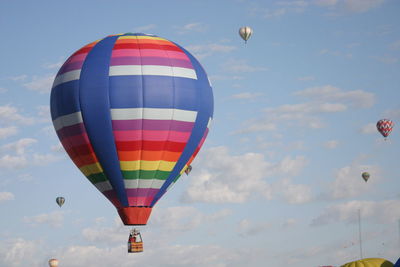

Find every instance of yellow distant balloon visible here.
[341,258,393,267]
[48,258,59,267]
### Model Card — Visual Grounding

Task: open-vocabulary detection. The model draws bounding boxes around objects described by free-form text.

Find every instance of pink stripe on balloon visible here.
[128,197,153,206]
[112,49,189,60]
[113,130,191,142]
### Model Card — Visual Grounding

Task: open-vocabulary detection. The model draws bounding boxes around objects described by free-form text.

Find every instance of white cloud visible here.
[281,218,297,229]
[8,75,27,81]
[324,140,339,149]
[231,92,262,100]
[329,163,379,199]
[360,123,377,134]
[0,105,35,125]
[389,40,400,50]
[0,138,61,169]
[314,0,338,6]
[23,211,64,228]
[150,206,231,232]
[181,146,308,204]
[43,61,62,69]
[294,85,375,108]
[23,74,54,93]
[0,191,14,203]
[297,76,315,81]
[275,178,312,204]
[371,55,398,64]
[2,138,37,155]
[181,147,273,203]
[237,219,270,236]
[176,22,207,35]
[222,59,268,73]
[0,238,43,267]
[237,85,374,134]
[133,24,157,32]
[185,43,236,59]
[343,0,385,13]
[0,126,18,139]
[311,199,400,226]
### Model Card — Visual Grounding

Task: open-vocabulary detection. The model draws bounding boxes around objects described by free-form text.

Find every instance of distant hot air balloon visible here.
[50,33,213,226]
[376,119,394,139]
[48,259,59,267]
[361,172,370,182]
[56,197,65,207]
[341,258,393,267]
[184,165,192,175]
[239,26,253,43]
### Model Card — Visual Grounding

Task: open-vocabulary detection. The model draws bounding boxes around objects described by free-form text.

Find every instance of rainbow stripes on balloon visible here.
[50,33,213,225]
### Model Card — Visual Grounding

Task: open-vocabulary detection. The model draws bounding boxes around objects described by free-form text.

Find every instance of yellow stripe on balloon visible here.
[79,162,103,176]
[120,160,175,171]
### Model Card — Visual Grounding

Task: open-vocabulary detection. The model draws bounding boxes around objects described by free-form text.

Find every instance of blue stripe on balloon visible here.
[50,80,81,119]
[150,45,213,206]
[109,75,198,110]
[79,35,129,207]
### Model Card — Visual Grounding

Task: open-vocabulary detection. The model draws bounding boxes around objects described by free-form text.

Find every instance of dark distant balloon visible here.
[361,172,370,182]
[56,197,65,207]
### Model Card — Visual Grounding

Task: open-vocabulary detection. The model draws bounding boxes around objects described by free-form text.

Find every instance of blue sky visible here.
[0,0,400,266]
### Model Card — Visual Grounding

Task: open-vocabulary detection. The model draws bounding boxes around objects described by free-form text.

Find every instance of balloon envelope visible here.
[361,172,370,182]
[377,119,394,138]
[50,33,213,225]
[48,259,59,267]
[341,258,393,267]
[56,197,65,207]
[239,26,253,42]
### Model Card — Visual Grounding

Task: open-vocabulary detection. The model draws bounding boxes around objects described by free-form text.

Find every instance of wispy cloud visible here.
[371,55,398,64]
[23,211,65,228]
[176,22,207,35]
[181,146,308,204]
[297,76,315,81]
[360,122,376,134]
[133,24,157,33]
[222,58,268,73]
[236,85,374,134]
[23,74,55,93]
[185,43,236,59]
[0,126,18,139]
[0,105,35,125]
[0,192,14,203]
[231,92,263,100]
[311,199,400,226]
[237,219,270,236]
[324,140,339,149]
[329,163,379,199]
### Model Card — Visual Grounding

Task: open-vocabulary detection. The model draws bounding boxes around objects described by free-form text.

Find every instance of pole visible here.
[358,209,363,259]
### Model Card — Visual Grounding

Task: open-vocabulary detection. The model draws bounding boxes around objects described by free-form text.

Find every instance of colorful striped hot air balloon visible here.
[50,33,213,225]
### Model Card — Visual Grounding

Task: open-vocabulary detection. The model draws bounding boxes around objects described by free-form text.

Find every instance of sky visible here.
[0,0,399,266]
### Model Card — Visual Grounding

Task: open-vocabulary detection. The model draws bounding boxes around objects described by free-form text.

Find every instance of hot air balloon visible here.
[239,26,253,43]
[56,197,65,207]
[376,119,394,139]
[50,33,213,227]
[341,258,393,267]
[361,172,370,182]
[48,259,59,267]
[185,165,192,175]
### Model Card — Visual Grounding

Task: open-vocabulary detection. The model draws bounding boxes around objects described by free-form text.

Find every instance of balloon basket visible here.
[128,228,143,253]
[128,241,143,253]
